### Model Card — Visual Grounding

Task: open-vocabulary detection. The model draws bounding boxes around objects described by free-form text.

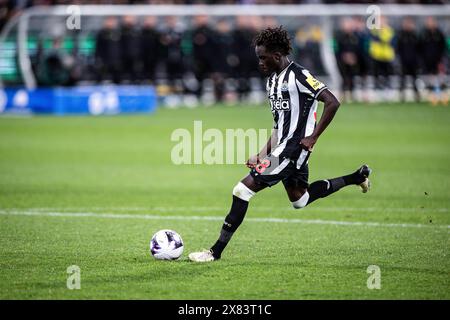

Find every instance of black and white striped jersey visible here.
[266,61,327,169]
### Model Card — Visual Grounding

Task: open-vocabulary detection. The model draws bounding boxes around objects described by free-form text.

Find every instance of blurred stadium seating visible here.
[0,1,448,113]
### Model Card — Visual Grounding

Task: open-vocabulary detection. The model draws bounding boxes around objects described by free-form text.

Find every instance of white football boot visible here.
[188,249,216,262]
[357,164,372,193]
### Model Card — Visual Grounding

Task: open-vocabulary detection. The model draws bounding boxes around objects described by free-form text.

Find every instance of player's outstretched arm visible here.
[300,89,340,151]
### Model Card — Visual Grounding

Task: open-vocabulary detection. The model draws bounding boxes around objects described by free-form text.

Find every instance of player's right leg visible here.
[188,174,267,262]
[285,164,372,210]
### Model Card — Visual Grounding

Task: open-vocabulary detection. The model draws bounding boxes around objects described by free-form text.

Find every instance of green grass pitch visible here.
[0,102,449,299]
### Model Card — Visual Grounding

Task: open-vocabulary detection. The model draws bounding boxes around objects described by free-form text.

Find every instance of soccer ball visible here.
[150,229,184,260]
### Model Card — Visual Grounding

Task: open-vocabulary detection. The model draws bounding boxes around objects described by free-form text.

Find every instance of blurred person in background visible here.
[308,25,325,74]
[335,17,359,102]
[368,16,395,96]
[95,16,122,84]
[354,16,370,101]
[292,23,324,76]
[233,16,257,102]
[396,17,421,102]
[159,16,185,93]
[420,16,447,105]
[141,16,161,84]
[120,15,142,83]
[248,15,265,77]
[293,27,310,68]
[36,37,77,86]
[214,18,235,102]
[191,14,217,101]
[248,15,267,98]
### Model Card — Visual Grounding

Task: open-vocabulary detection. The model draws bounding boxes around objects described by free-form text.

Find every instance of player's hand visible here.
[300,135,317,152]
[246,154,260,169]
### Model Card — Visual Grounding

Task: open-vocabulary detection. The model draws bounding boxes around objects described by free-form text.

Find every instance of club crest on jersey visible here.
[269,97,290,112]
[281,81,289,92]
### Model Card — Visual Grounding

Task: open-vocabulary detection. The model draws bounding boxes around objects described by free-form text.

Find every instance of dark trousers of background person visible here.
[235,62,253,102]
[166,60,185,93]
[423,62,444,92]
[122,57,142,83]
[193,67,207,100]
[400,62,420,102]
[422,61,447,105]
[338,62,357,99]
[142,59,157,84]
[97,61,122,84]
[194,59,217,101]
[210,72,227,103]
[373,60,393,90]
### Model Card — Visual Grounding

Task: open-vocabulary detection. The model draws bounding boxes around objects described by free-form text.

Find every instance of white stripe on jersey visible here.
[267,158,291,175]
[272,70,300,157]
[297,149,309,170]
[296,100,318,169]
[305,101,318,138]
[268,65,290,146]
[269,72,277,96]
[276,111,284,147]
[295,79,313,96]
[268,72,278,128]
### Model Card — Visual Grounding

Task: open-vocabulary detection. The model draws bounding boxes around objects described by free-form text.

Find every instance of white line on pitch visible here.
[6,206,449,213]
[0,209,448,230]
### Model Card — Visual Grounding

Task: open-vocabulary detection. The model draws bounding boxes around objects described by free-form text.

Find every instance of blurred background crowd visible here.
[1,0,448,30]
[0,0,448,105]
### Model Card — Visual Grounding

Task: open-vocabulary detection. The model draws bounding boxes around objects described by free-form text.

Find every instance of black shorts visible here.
[250,154,309,189]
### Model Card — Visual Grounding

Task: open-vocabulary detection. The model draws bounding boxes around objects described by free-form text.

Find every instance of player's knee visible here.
[292,191,310,209]
[232,182,256,202]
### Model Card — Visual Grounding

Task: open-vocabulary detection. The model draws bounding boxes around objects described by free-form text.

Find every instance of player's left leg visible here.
[285,164,372,210]
[208,174,266,259]
[188,174,267,262]
[189,155,293,262]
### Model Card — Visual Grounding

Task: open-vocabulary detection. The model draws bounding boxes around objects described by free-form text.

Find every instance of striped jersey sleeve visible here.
[294,68,327,99]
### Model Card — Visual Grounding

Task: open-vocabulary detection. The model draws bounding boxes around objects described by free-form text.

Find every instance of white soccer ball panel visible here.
[150,229,184,260]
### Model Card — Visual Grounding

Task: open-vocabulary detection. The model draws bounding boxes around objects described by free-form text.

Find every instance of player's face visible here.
[255,45,279,76]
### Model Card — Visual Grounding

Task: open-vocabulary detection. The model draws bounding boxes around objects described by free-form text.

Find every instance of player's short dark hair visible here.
[253,26,292,55]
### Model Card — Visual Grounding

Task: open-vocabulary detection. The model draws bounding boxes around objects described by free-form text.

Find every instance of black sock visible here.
[210,195,249,259]
[306,169,364,206]
[342,169,366,185]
